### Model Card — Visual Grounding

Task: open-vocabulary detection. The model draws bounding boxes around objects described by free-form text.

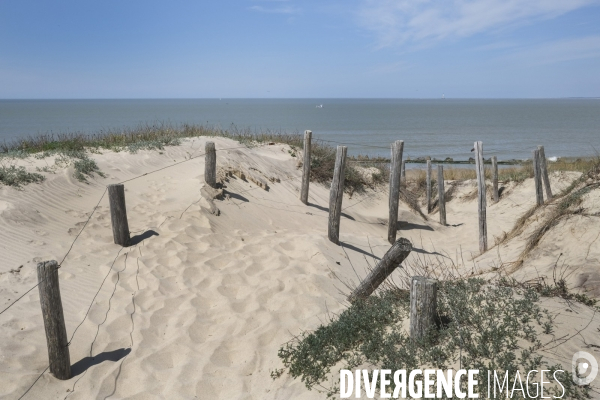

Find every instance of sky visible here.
[1,0,600,98]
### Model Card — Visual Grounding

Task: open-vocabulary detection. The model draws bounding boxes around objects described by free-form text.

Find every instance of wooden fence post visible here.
[348,238,412,303]
[426,158,432,214]
[37,260,71,380]
[328,146,347,245]
[474,141,487,253]
[388,140,404,244]
[108,184,130,247]
[410,276,438,341]
[437,165,446,226]
[491,156,499,203]
[538,145,553,200]
[205,141,217,188]
[401,160,406,184]
[300,130,312,204]
[533,149,544,206]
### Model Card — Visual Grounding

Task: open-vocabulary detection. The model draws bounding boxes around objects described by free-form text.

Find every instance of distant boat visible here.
[316,104,323,108]
[442,94,445,99]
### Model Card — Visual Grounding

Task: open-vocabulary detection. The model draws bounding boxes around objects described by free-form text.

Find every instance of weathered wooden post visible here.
[401,160,406,183]
[37,260,71,380]
[538,145,553,200]
[108,184,130,246]
[300,130,312,204]
[437,165,446,226]
[491,156,499,203]
[205,141,217,188]
[348,238,412,302]
[533,149,544,206]
[426,157,432,214]
[388,140,404,244]
[410,276,438,341]
[328,146,347,245]
[474,141,487,253]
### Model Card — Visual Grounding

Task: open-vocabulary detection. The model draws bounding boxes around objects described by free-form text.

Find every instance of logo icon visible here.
[572,351,598,385]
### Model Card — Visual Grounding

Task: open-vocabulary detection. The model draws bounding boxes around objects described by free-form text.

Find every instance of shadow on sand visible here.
[71,348,131,377]
[129,230,159,246]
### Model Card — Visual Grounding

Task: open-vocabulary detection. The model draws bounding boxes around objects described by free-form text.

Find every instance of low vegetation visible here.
[408,164,533,183]
[0,123,383,191]
[0,165,45,187]
[0,123,595,191]
[55,150,107,182]
[273,272,592,399]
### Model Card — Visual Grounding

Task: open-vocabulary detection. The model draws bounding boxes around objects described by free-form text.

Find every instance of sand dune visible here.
[1,137,598,399]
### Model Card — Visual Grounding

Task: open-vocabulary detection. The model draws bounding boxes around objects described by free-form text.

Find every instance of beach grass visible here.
[406,158,598,184]
[0,123,596,190]
[0,123,303,155]
[505,157,600,271]
[0,123,375,191]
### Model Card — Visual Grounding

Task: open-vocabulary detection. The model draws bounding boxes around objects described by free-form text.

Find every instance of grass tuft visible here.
[0,123,386,191]
[0,165,45,187]
[1,123,597,192]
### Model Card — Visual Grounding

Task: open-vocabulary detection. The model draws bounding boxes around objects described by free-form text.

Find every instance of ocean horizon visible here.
[1,98,599,161]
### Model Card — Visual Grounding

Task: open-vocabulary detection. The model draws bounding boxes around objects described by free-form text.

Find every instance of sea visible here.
[1,99,599,162]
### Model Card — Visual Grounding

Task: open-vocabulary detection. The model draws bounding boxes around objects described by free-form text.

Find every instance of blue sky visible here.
[1,0,599,98]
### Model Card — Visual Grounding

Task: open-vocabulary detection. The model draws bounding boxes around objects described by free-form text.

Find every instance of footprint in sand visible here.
[65,209,92,219]
[67,221,86,236]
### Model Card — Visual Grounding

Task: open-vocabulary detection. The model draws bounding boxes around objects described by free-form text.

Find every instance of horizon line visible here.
[1,97,599,101]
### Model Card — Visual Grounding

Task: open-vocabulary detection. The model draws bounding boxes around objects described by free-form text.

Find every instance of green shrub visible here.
[73,156,105,182]
[0,165,45,187]
[274,279,590,399]
[55,151,105,182]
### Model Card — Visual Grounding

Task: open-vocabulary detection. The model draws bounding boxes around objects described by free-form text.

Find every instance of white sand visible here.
[0,137,598,399]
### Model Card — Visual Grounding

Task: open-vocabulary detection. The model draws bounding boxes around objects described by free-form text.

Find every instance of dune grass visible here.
[407,158,597,185]
[408,163,532,183]
[0,123,302,156]
[0,123,374,191]
[0,123,595,190]
[515,162,600,270]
